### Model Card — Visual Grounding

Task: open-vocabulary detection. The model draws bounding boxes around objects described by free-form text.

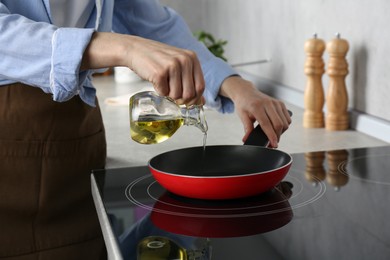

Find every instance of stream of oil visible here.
[200,132,207,175]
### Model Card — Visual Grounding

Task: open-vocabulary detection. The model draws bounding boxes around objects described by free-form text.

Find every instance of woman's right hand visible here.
[82,32,205,105]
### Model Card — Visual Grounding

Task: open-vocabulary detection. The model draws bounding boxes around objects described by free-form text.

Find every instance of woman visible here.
[0,0,290,258]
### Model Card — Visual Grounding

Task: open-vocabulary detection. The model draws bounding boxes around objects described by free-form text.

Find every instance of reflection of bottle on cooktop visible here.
[137,236,210,260]
[129,91,208,145]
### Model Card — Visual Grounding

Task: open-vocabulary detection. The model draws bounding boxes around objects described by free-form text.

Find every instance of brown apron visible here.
[0,83,107,259]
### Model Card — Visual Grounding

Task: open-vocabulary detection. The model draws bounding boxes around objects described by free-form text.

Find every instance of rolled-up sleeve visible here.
[0,3,96,106]
[112,0,237,113]
[51,28,96,105]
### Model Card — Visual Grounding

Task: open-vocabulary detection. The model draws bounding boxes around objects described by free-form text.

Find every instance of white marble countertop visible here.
[93,75,387,168]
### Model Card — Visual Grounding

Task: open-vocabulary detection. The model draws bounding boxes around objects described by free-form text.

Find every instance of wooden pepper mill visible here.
[326,33,350,130]
[303,33,326,128]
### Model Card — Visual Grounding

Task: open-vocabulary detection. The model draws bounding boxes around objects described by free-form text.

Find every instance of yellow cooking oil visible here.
[130,116,184,144]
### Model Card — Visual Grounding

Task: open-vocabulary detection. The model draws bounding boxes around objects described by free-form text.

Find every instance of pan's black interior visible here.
[149,145,292,176]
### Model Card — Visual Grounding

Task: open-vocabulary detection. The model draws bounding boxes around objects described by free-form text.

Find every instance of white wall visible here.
[161,0,390,123]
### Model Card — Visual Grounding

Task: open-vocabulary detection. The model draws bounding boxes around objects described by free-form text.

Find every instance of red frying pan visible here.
[149,112,293,200]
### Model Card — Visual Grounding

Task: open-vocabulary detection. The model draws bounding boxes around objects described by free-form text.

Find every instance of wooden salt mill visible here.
[326,33,350,130]
[303,34,326,128]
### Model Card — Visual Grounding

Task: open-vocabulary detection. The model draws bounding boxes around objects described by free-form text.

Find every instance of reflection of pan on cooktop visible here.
[151,182,294,238]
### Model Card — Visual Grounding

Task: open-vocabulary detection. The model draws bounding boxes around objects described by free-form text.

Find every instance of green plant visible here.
[194,30,228,61]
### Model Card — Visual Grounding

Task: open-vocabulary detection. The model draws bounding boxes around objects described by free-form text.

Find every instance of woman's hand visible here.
[127,36,205,105]
[219,76,291,148]
[81,32,205,105]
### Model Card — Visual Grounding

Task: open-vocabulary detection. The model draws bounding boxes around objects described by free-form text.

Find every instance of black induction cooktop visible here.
[91,146,390,260]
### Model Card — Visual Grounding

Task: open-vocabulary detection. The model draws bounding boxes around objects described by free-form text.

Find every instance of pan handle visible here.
[243,110,293,147]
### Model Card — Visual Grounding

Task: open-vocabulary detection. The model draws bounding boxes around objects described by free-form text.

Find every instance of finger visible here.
[267,107,285,139]
[199,95,206,105]
[257,110,279,148]
[167,58,183,102]
[275,103,291,133]
[180,53,196,104]
[239,113,255,143]
[260,121,278,148]
[152,66,169,97]
[192,54,205,104]
[283,105,292,125]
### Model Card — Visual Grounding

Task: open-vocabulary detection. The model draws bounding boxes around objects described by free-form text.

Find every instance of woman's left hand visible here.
[219,76,291,148]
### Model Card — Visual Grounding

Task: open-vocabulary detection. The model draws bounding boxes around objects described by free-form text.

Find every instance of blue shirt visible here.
[0,0,236,113]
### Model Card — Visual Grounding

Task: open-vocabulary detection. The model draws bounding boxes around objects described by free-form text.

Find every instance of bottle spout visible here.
[181,105,208,133]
